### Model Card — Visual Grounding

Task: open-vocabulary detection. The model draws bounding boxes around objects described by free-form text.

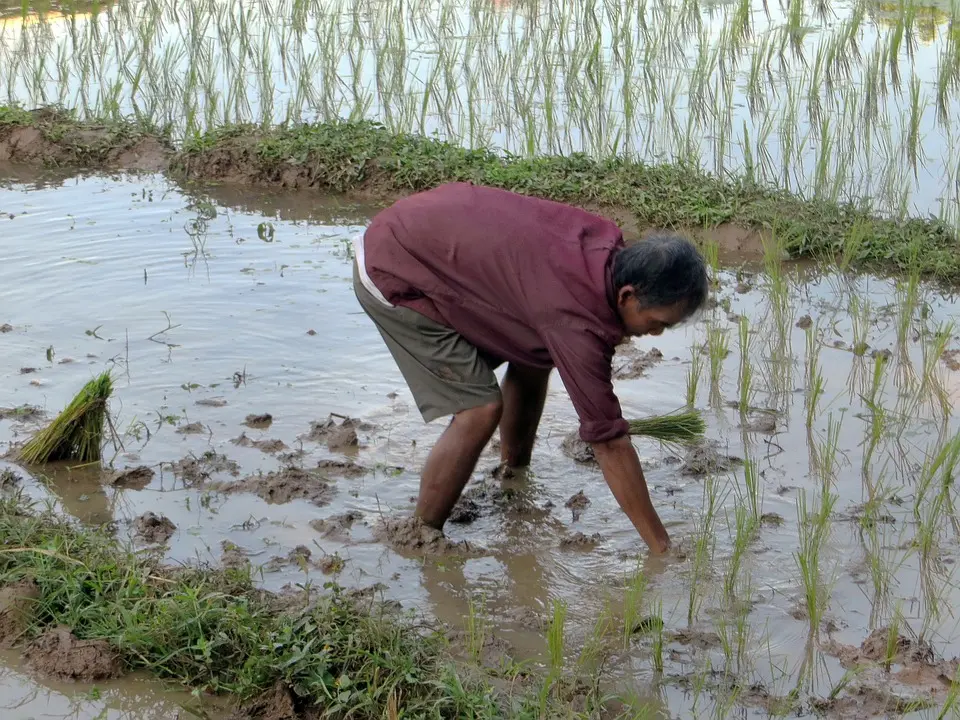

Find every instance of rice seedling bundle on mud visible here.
[17,372,113,464]
[627,410,705,444]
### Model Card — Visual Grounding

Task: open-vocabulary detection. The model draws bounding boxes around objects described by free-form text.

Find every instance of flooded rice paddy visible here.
[2,0,960,219]
[1,167,959,717]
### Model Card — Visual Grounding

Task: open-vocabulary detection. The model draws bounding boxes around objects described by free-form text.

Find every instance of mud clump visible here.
[310,511,364,538]
[176,421,207,435]
[264,545,315,572]
[316,459,366,478]
[243,413,273,429]
[221,541,251,571]
[235,682,298,720]
[565,490,591,521]
[559,531,603,549]
[0,405,44,423]
[612,343,664,380]
[1,468,21,489]
[560,430,596,465]
[374,516,477,556]
[25,626,122,681]
[0,323,12,333]
[170,452,240,485]
[796,315,813,329]
[195,397,228,407]
[449,497,481,524]
[0,580,40,647]
[681,441,742,475]
[943,349,960,371]
[105,465,154,489]
[133,512,177,544]
[231,432,288,454]
[742,412,777,434]
[305,415,374,451]
[218,466,335,506]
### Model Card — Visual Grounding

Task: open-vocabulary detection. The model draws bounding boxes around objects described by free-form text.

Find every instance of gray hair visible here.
[612,234,709,318]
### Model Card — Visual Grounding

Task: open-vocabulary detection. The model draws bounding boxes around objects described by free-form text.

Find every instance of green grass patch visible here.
[0,491,636,718]
[3,104,959,281]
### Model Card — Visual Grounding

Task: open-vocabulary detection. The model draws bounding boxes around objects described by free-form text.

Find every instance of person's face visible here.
[616,286,689,337]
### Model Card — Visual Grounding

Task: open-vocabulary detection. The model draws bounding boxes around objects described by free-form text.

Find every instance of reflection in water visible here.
[1,170,960,716]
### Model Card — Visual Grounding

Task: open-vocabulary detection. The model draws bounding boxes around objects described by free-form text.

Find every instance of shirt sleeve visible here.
[541,325,629,443]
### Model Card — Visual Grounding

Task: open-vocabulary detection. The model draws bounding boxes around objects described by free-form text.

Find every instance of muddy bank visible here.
[4,107,960,278]
[0,108,169,171]
[0,580,40,647]
[25,626,122,681]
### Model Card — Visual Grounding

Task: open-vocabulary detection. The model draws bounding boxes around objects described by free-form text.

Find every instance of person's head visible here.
[612,234,709,337]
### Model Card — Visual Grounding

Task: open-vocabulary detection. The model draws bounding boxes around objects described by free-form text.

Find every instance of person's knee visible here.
[457,398,503,433]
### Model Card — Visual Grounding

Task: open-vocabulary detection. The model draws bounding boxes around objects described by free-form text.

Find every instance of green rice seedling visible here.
[738,316,753,414]
[547,598,567,677]
[627,410,705,444]
[18,372,113,464]
[650,596,664,674]
[742,455,762,524]
[805,323,825,429]
[816,411,844,490]
[688,473,723,625]
[686,341,704,407]
[883,604,904,672]
[724,501,757,601]
[708,325,730,407]
[465,594,487,664]
[849,295,871,358]
[794,487,837,639]
[937,662,960,719]
[622,567,647,649]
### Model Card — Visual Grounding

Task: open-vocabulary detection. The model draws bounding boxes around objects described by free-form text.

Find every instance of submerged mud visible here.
[215,466,335,506]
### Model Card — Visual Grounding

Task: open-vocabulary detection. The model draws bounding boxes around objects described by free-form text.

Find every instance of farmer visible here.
[352,182,708,554]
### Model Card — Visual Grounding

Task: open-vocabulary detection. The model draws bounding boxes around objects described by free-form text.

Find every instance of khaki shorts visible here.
[352,260,502,422]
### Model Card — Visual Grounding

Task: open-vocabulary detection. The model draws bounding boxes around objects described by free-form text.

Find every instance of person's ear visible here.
[617,285,635,307]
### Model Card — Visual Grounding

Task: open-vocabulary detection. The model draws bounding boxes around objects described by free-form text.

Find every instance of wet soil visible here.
[560,430,596,465]
[315,459,366,478]
[564,490,591,521]
[176,421,207,435]
[133,511,177,544]
[24,626,122,681]
[559,531,603,549]
[168,452,240,485]
[0,580,40,647]
[0,405,44,423]
[231,432,288,454]
[243,413,274,429]
[374,516,478,557]
[305,416,360,452]
[612,343,664,380]
[220,541,251,571]
[215,466,335,506]
[680,441,742,475]
[309,511,364,538]
[0,113,170,171]
[104,464,155,489]
[448,496,481,524]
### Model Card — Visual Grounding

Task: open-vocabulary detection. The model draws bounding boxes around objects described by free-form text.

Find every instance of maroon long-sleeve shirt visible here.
[361,182,629,443]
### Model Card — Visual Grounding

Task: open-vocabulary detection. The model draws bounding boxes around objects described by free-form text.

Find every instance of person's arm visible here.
[541,326,670,553]
[591,435,670,553]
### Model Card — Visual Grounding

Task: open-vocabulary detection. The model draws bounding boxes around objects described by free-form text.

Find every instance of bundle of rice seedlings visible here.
[17,372,113,464]
[627,410,705,444]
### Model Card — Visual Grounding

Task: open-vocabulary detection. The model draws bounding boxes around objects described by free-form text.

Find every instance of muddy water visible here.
[1,167,960,717]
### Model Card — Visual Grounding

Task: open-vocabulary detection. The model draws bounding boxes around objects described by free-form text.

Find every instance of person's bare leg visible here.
[499,363,551,468]
[416,399,503,529]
